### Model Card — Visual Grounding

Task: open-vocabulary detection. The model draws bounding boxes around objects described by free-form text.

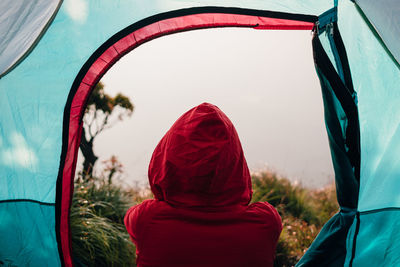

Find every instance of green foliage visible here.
[86,82,113,114]
[71,175,138,267]
[307,185,338,225]
[252,171,339,266]
[86,83,134,115]
[252,172,316,225]
[81,82,134,176]
[113,93,134,114]
[75,178,131,224]
[275,216,318,266]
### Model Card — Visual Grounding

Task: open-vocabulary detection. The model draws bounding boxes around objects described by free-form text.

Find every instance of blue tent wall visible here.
[1,0,399,266]
[339,1,400,265]
[355,0,400,66]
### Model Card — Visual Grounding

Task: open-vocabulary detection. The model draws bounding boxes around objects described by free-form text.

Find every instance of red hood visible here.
[148,103,252,208]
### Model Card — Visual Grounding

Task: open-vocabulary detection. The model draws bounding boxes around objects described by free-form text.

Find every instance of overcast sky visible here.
[81,27,334,188]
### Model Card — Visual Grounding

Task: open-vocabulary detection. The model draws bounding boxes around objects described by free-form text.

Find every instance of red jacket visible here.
[125,103,282,267]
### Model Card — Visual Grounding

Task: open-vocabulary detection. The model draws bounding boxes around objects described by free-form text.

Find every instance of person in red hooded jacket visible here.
[124,103,282,267]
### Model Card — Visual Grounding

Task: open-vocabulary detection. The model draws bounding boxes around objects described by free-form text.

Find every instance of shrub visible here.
[252,172,320,225]
[275,216,318,266]
[251,171,339,267]
[71,176,137,267]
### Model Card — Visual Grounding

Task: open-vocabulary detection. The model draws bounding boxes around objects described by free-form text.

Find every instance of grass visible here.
[251,171,339,266]
[71,177,138,267]
[71,171,338,266]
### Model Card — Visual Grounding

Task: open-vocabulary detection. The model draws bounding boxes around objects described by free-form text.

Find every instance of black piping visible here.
[360,207,400,215]
[349,212,360,267]
[312,35,356,116]
[348,208,400,265]
[56,6,318,265]
[55,145,66,266]
[0,199,55,206]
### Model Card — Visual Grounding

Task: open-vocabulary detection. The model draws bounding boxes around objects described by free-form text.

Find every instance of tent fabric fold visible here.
[354,0,400,66]
[0,0,62,77]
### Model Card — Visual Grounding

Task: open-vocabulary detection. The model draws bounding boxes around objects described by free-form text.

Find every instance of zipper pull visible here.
[325,23,334,37]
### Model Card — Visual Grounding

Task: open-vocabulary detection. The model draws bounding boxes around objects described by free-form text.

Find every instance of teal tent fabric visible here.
[339,1,400,212]
[0,202,59,266]
[339,1,400,265]
[355,0,400,65]
[1,0,400,266]
[345,210,400,266]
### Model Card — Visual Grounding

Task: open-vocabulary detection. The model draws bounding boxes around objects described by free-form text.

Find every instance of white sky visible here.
[80,27,334,188]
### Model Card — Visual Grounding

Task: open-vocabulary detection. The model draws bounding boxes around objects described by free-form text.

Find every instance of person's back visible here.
[125,103,282,266]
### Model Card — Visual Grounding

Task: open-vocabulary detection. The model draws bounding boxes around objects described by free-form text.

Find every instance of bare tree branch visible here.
[79,81,134,177]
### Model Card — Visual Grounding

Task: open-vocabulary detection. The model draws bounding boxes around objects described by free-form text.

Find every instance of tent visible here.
[0,0,399,266]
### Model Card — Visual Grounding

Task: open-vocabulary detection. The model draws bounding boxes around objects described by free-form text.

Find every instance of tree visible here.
[102,155,124,185]
[80,82,134,177]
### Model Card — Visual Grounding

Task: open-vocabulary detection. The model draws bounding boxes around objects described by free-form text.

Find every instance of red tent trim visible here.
[57,7,316,266]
